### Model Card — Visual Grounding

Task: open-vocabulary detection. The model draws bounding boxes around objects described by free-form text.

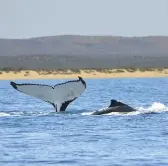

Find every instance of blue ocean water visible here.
[0,78,168,166]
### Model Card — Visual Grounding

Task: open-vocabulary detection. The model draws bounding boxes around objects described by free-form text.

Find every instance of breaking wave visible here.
[0,111,56,117]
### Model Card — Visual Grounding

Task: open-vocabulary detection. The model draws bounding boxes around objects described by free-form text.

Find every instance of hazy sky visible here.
[0,0,168,38]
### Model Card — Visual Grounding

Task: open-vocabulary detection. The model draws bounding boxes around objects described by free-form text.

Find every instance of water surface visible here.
[0,78,168,166]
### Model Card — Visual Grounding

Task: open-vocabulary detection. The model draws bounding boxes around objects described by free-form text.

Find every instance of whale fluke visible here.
[10,76,86,112]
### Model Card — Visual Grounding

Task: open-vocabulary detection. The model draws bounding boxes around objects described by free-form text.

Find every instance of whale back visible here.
[92,100,136,115]
[92,106,136,115]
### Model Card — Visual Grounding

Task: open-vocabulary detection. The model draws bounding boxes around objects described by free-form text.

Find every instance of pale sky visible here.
[0,0,168,38]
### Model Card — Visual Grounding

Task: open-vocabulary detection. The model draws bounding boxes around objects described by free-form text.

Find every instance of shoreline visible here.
[0,69,168,80]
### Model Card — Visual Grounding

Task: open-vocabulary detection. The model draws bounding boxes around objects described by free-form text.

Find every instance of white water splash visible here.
[137,102,167,112]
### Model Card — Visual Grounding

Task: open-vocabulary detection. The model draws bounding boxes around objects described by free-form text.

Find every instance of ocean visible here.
[0,78,168,166]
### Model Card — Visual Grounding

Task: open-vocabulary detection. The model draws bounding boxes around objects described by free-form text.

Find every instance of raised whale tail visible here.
[10,76,86,112]
[109,99,129,108]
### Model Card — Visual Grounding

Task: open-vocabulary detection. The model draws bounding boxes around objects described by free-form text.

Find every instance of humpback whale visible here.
[10,76,86,112]
[91,99,136,115]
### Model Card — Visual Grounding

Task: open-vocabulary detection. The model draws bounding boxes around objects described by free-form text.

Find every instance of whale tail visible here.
[10,76,86,112]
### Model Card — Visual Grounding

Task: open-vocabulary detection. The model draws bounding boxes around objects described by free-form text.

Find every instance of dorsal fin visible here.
[109,99,128,108]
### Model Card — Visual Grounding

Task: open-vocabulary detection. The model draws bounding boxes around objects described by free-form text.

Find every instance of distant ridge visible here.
[1,35,168,69]
[0,35,168,57]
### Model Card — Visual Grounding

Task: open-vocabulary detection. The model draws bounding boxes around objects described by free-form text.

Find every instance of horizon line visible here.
[1,34,168,40]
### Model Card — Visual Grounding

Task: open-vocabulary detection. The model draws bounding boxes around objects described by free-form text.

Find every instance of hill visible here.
[0,35,168,69]
[1,35,168,57]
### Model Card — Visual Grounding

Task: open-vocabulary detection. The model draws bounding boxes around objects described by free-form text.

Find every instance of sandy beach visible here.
[0,69,168,80]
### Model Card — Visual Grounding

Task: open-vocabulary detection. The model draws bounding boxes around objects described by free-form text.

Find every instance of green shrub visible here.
[115,69,125,73]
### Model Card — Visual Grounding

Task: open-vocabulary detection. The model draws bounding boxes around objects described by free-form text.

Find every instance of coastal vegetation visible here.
[0,67,167,77]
